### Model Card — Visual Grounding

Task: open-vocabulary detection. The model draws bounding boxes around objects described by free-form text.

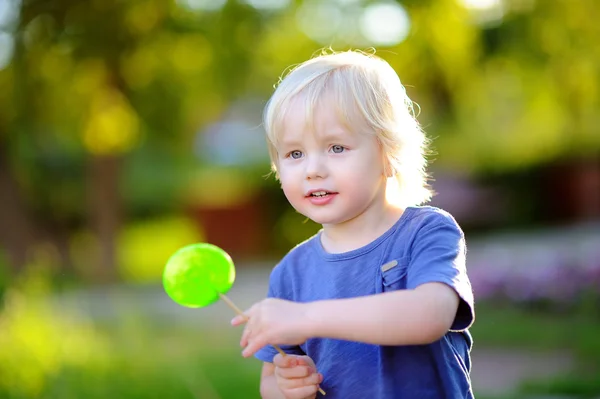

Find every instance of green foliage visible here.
[0,250,8,300]
[117,215,205,283]
[2,0,599,217]
[272,208,321,251]
[68,214,204,283]
[521,373,600,398]
[1,268,599,398]
[470,301,600,397]
[1,0,599,276]
[472,301,600,363]
[0,5,597,396]
[0,268,262,399]
[0,269,112,398]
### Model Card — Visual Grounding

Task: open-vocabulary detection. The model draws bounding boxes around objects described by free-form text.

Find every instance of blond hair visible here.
[263,50,432,207]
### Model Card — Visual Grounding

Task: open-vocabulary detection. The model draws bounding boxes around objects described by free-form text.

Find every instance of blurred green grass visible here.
[472,301,600,363]
[1,268,599,398]
[471,301,600,398]
[0,269,261,399]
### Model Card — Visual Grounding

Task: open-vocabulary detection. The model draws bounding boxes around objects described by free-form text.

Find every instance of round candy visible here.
[163,243,236,308]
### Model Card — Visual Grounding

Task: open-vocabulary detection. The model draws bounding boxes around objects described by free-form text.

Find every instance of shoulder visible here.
[273,233,319,272]
[267,233,320,291]
[403,206,463,236]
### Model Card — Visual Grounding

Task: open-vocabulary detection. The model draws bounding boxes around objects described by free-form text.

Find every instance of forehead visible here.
[278,94,360,144]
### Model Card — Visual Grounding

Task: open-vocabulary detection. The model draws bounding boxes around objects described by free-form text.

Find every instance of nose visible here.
[304,153,327,180]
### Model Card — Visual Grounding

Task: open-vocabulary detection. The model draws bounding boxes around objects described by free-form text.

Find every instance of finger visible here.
[298,355,317,371]
[282,384,319,399]
[241,334,268,358]
[278,371,322,391]
[282,372,322,389]
[230,313,249,326]
[240,324,252,348]
[276,365,313,379]
[230,305,252,327]
[273,353,297,368]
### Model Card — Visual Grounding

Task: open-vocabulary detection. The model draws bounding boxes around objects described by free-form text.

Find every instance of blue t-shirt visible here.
[255,206,475,398]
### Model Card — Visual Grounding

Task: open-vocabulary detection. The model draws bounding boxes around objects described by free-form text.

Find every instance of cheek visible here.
[280,180,293,197]
[353,149,386,177]
[371,148,387,176]
[280,179,304,211]
[278,169,300,196]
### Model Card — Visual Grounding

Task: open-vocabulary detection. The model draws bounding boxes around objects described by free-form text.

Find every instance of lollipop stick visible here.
[218,292,247,316]
[217,292,326,396]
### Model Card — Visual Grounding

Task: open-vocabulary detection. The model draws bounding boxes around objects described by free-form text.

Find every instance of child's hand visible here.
[231,298,312,357]
[273,353,323,399]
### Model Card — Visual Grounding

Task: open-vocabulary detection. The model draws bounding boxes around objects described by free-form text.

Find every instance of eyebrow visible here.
[278,128,354,148]
[278,138,302,148]
[318,131,353,142]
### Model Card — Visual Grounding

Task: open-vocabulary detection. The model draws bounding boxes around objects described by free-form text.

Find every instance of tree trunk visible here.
[87,154,122,283]
[0,141,36,273]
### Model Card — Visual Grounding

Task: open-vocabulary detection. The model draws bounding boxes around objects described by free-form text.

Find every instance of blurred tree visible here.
[0,0,273,279]
[0,0,598,278]
[409,0,600,172]
[246,0,600,173]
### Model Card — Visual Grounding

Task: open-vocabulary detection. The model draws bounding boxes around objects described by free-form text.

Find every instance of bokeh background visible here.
[0,0,599,398]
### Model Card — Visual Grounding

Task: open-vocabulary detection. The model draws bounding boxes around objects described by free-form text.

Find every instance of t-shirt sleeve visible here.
[406,214,475,331]
[254,264,306,363]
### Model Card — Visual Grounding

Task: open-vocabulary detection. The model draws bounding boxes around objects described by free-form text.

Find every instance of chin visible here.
[297,205,357,226]
[306,213,350,226]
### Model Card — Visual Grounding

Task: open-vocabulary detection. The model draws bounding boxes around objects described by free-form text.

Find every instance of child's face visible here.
[276,98,389,226]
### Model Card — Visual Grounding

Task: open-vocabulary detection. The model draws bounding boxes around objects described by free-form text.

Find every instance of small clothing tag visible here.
[381,260,398,272]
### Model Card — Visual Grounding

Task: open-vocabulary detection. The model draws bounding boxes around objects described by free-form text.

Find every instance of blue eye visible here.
[290,150,303,159]
[331,145,345,153]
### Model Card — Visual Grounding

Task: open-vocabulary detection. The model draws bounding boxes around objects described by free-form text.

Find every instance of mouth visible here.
[306,190,337,198]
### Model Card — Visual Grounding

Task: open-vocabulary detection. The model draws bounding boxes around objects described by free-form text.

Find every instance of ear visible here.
[377,140,395,178]
[383,158,396,178]
[385,166,396,178]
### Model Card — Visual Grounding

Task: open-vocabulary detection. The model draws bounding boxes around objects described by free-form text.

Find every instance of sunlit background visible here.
[0,0,599,398]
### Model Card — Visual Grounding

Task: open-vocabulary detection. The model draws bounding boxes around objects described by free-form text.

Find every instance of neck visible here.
[320,197,405,254]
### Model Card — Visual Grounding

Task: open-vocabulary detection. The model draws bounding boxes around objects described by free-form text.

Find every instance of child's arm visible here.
[305,282,459,345]
[233,282,459,358]
[233,216,471,358]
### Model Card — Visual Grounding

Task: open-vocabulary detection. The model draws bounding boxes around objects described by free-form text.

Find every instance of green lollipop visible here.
[162,242,328,396]
[163,243,236,308]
